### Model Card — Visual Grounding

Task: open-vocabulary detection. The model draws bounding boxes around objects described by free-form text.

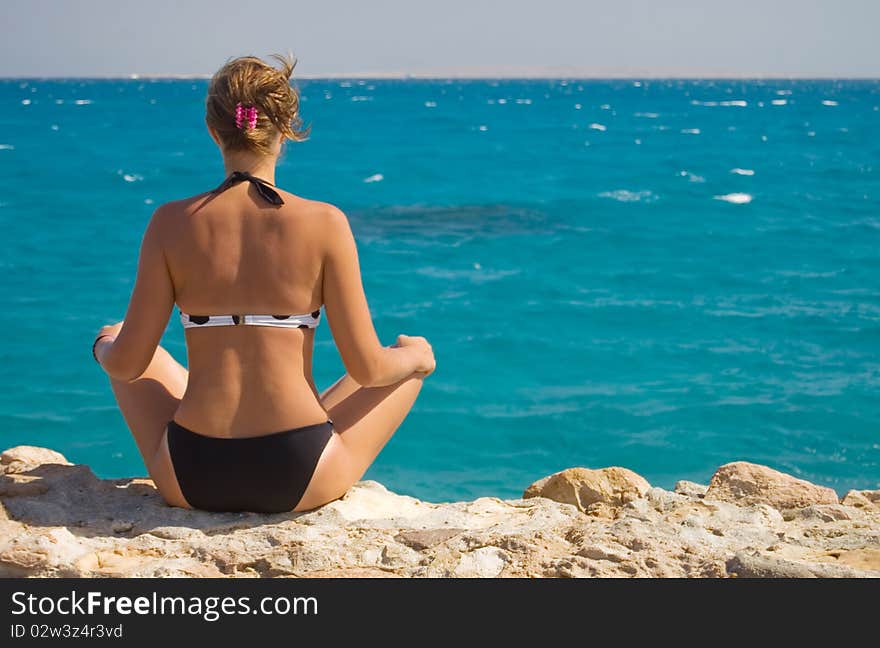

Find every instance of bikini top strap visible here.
[212,170,285,206]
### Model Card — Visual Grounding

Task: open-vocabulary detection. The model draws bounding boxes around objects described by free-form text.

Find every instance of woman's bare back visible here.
[161,180,331,437]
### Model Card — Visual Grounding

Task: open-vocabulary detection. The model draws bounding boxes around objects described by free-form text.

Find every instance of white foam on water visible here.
[839,127,849,133]
[634,138,642,145]
[776,90,792,96]
[730,168,755,176]
[771,99,788,106]
[691,100,718,106]
[574,103,582,110]
[822,100,838,106]
[807,131,816,137]
[634,112,659,118]
[74,99,92,105]
[681,128,701,135]
[0,144,14,150]
[339,81,352,87]
[21,99,31,105]
[719,100,748,107]
[515,98,532,104]
[350,95,372,102]
[144,198,154,205]
[363,173,384,183]
[55,99,63,104]
[599,189,657,203]
[588,123,606,131]
[600,103,611,110]
[761,135,768,142]
[424,101,437,108]
[478,125,488,131]
[497,98,507,104]
[714,193,753,204]
[123,174,143,182]
[633,81,642,87]
[678,170,705,183]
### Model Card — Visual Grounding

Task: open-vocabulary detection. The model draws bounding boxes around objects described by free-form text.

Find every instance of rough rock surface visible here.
[706,461,840,510]
[523,467,651,513]
[0,446,877,578]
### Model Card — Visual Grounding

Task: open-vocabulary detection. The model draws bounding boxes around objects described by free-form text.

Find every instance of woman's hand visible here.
[393,334,436,377]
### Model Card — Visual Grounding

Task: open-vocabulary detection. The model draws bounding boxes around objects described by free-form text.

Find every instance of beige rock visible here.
[523,467,651,511]
[841,489,880,512]
[674,480,708,498]
[1,446,70,474]
[705,462,838,511]
[0,446,878,578]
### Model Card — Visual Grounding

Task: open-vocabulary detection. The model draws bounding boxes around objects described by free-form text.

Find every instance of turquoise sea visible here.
[0,78,878,501]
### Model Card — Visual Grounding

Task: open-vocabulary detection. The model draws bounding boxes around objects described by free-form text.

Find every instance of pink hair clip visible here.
[235,102,258,130]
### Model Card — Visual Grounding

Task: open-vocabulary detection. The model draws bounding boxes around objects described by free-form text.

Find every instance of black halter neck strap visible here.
[212,170,284,206]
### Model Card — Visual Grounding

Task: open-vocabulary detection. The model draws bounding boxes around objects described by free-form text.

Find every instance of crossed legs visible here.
[105,343,423,511]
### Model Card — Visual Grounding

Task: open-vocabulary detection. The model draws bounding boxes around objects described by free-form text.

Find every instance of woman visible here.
[91,54,435,514]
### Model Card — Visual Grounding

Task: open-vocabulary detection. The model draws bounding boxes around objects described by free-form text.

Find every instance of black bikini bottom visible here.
[166,418,335,513]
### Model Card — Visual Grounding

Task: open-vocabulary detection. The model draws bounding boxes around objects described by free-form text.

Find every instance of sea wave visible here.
[599,189,658,203]
[691,100,747,107]
[678,170,705,183]
[714,193,753,204]
[730,168,755,176]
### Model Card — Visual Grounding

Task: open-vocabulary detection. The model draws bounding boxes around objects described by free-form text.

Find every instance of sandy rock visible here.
[841,489,880,512]
[1,446,878,578]
[705,462,838,511]
[726,551,872,578]
[1,446,70,474]
[675,480,708,498]
[523,467,651,512]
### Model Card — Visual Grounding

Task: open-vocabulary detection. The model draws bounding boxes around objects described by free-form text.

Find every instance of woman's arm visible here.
[94,207,176,381]
[321,205,433,387]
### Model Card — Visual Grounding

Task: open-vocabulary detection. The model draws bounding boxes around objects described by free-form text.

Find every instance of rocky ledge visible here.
[0,446,877,578]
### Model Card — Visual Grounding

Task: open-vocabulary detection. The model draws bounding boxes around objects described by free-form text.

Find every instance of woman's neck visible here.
[221,152,278,185]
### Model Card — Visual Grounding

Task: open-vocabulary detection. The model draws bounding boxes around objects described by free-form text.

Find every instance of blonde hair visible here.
[205,52,309,156]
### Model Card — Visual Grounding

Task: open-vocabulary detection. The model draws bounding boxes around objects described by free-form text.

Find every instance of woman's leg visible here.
[294,372,425,511]
[106,344,191,508]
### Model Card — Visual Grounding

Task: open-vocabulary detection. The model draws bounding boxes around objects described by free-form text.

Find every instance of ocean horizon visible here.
[0,77,878,502]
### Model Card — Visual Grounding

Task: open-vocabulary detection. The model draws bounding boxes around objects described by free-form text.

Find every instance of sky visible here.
[1,0,878,78]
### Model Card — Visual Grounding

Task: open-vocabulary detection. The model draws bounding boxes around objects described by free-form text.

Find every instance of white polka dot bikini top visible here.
[179,309,322,330]
[178,170,322,331]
